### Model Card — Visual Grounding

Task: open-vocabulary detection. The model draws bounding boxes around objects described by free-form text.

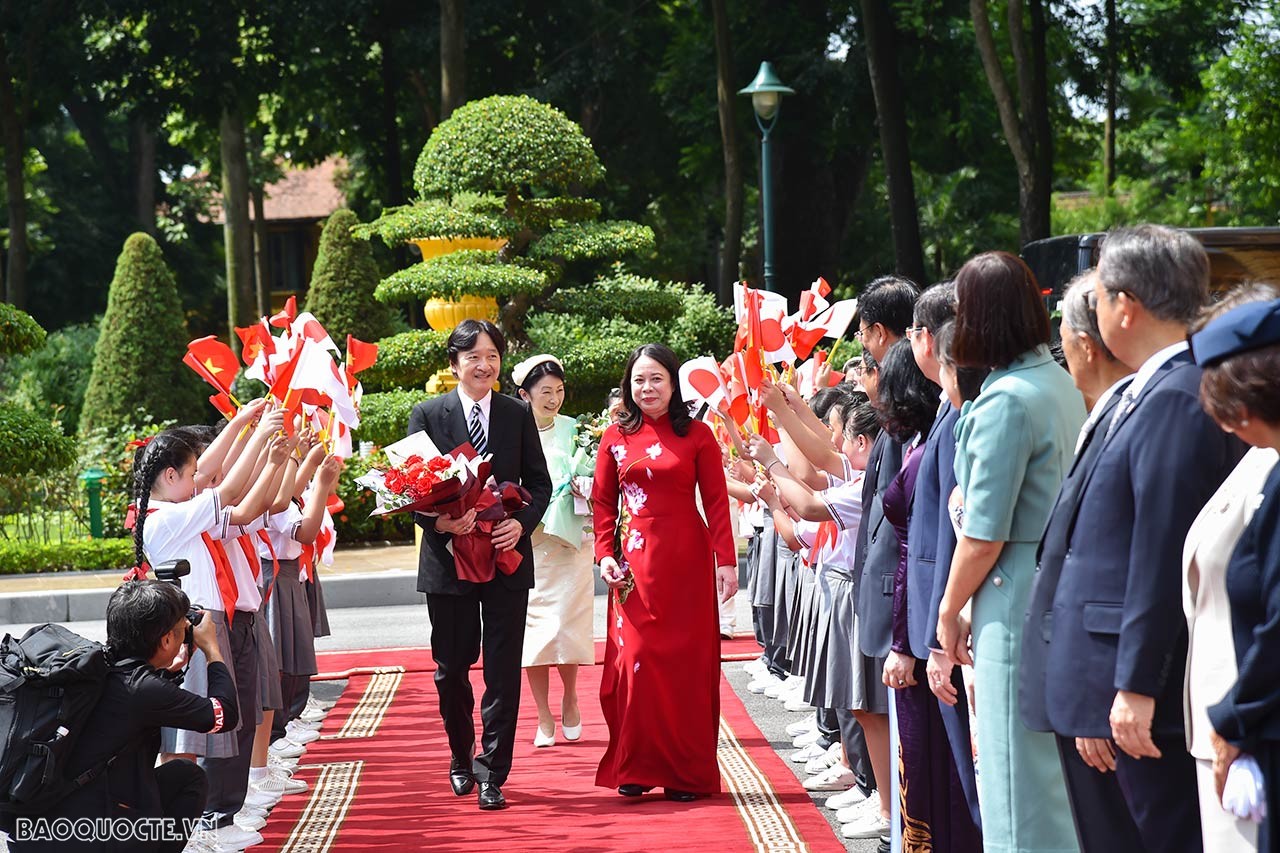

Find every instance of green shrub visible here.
[0,537,135,574]
[544,274,685,324]
[355,389,433,448]
[359,330,449,391]
[333,449,414,543]
[373,250,548,303]
[413,95,604,196]
[0,406,77,478]
[666,283,736,358]
[527,221,656,263]
[79,233,205,434]
[4,323,99,434]
[77,417,174,540]
[351,198,517,245]
[0,302,46,357]
[304,209,395,343]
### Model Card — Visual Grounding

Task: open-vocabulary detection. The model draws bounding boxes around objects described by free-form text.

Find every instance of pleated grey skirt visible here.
[273,559,318,675]
[745,530,762,604]
[305,568,330,638]
[804,569,889,713]
[256,570,283,710]
[769,537,796,652]
[752,515,778,609]
[787,562,819,677]
[161,609,240,758]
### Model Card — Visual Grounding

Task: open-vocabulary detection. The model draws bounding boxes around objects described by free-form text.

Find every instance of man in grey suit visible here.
[407,319,551,811]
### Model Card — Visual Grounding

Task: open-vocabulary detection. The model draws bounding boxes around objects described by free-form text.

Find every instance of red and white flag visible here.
[679,356,730,413]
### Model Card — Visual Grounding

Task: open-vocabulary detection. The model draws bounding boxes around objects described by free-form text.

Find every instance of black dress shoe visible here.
[478,781,507,810]
[617,784,652,797]
[449,759,476,797]
[664,788,697,802]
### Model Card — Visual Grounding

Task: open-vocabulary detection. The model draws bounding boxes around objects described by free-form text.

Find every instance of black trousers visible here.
[837,709,876,793]
[271,674,311,742]
[155,758,207,853]
[816,707,840,750]
[201,611,259,827]
[1056,732,1202,853]
[427,580,529,787]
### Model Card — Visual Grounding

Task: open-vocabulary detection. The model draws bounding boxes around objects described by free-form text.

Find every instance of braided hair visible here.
[132,430,199,569]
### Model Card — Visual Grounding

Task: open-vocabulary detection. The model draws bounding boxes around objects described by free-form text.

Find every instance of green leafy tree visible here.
[0,303,75,477]
[79,233,204,434]
[304,209,394,343]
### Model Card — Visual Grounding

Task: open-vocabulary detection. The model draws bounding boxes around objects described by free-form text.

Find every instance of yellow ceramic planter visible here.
[423,295,500,332]
[409,236,506,261]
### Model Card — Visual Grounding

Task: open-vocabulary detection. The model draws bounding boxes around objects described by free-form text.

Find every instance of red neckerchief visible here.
[200,531,239,624]
[805,520,840,567]
[235,533,262,581]
[257,530,280,603]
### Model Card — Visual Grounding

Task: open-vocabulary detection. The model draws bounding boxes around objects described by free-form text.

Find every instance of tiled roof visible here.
[208,157,346,223]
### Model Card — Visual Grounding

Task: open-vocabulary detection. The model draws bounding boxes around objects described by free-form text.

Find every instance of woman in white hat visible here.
[512,354,596,746]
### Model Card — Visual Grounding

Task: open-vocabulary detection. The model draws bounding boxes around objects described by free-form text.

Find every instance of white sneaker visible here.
[234,812,266,832]
[836,794,882,823]
[306,695,336,711]
[784,693,813,712]
[237,804,267,820]
[254,768,307,795]
[243,787,282,810]
[299,706,327,723]
[785,718,816,738]
[182,828,226,853]
[269,737,306,759]
[747,673,784,694]
[288,718,322,732]
[789,742,828,764]
[212,824,264,849]
[744,658,768,677]
[267,753,299,772]
[826,785,870,810]
[791,728,821,748]
[803,743,842,774]
[763,677,791,699]
[803,763,857,791]
[841,813,891,839]
[284,726,320,745]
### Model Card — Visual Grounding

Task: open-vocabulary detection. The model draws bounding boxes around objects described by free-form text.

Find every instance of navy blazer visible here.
[1020,387,1127,732]
[1208,464,1280,748]
[407,390,552,596]
[855,431,904,658]
[906,403,959,660]
[1044,352,1247,738]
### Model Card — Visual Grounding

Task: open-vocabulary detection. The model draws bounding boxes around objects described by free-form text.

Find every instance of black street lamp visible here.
[739,61,794,293]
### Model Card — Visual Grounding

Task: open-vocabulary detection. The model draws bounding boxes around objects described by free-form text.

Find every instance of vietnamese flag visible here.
[185,337,239,395]
[208,392,237,420]
[269,295,297,329]
[346,335,378,374]
[235,322,274,367]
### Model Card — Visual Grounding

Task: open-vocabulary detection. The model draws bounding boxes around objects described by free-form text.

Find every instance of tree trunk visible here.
[132,118,157,235]
[1028,0,1053,238]
[220,108,255,343]
[380,37,406,207]
[1103,0,1117,192]
[861,0,927,284]
[440,0,466,120]
[0,67,26,309]
[709,0,743,305]
[970,0,1050,246]
[252,183,271,318]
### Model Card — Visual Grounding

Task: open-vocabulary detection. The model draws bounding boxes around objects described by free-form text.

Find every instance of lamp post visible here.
[739,61,794,293]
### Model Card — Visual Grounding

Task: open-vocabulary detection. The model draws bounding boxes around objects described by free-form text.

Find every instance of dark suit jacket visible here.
[906,403,959,660]
[1020,387,1126,731]
[407,390,551,596]
[1045,352,1247,738]
[855,431,904,658]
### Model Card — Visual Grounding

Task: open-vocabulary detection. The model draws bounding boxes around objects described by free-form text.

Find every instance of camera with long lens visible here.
[152,559,204,648]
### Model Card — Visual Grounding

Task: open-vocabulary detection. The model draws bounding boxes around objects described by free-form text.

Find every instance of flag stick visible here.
[827,336,845,367]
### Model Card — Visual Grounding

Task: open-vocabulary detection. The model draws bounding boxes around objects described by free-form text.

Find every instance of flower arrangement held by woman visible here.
[513,355,596,748]
[593,343,737,802]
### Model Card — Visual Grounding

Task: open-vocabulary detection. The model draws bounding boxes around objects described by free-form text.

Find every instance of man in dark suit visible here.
[1019,271,1137,849]
[407,319,551,811]
[1038,227,1247,851]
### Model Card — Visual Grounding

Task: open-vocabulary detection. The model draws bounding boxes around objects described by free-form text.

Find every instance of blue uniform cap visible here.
[1189,298,1280,367]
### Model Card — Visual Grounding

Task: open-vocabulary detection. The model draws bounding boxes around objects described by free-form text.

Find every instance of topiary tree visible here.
[354,95,657,343]
[79,233,205,434]
[0,304,76,477]
[304,209,394,344]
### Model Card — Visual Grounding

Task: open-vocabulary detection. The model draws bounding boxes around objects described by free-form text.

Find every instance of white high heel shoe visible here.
[533,725,556,747]
[562,721,582,741]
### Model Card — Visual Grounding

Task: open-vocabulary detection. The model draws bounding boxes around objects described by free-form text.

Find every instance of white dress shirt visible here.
[457,385,492,434]
[1075,373,1134,453]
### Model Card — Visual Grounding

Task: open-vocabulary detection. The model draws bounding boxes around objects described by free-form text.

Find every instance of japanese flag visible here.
[679,356,729,413]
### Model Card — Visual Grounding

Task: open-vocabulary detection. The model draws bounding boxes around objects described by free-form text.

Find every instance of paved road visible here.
[6,595,876,852]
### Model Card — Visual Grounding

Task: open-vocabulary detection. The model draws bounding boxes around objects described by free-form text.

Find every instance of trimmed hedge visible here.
[527,220,656,263]
[544,274,685,324]
[414,95,604,196]
[305,209,395,343]
[359,330,449,392]
[0,537,135,575]
[351,198,517,246]
[0,302,46,357]
[373,250,548,303]
[0,406,78,478]
[3,323,99,434]
[354,389,433,449]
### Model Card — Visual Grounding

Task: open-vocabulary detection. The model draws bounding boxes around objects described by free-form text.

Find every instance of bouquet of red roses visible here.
[355,450,474,516]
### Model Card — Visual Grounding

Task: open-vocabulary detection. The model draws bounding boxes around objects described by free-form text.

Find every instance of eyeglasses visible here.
[853,327,867,341]
[905,325,929,340]
[849,365,866,377]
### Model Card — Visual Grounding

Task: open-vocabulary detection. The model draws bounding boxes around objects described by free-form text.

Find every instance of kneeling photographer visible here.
[8,579,238,852]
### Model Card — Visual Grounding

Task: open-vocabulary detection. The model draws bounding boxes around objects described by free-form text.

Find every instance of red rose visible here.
[426,456,451,473]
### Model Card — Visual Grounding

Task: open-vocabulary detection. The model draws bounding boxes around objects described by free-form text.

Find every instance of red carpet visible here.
[258,638,842,853]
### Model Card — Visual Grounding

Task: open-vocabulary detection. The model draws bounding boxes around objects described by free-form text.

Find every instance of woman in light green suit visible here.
[932,252,1086,853]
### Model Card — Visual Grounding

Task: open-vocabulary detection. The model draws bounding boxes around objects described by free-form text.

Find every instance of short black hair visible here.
[107,580,191,662]
[844,400,881,443]
[874,339,940,443]
[447,319,507,364]
[856,276,919,338]
[913,281,956,331]
[934,321,989,403]
[811,386,853,421]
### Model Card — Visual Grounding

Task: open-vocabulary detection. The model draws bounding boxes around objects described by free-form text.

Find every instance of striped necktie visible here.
[1103,385,1137,444]
[468,402,488,455]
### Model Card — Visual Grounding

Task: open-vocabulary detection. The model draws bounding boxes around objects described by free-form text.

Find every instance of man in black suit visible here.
[407,319,551,811]
[1037,227,1247,851]
[1019,271,1137,849]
